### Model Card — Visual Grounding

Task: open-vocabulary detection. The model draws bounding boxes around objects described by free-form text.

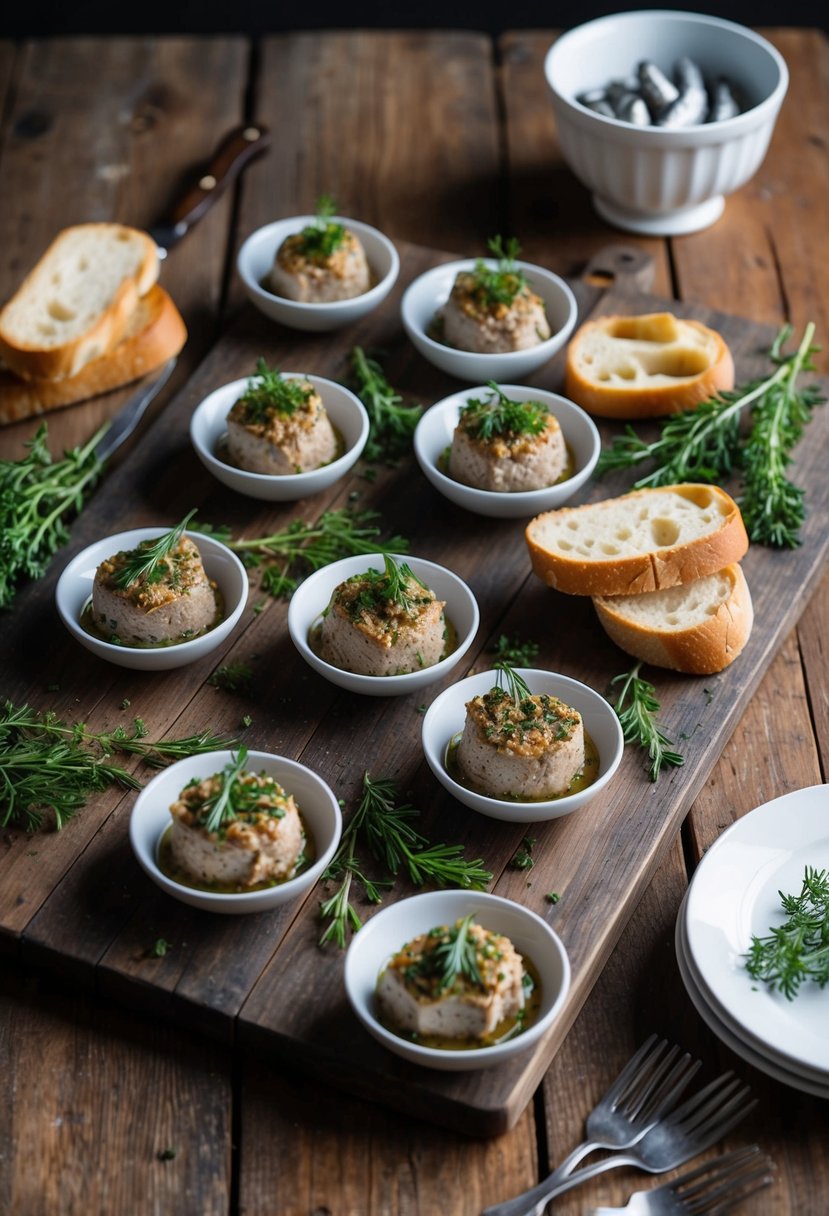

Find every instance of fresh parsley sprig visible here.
[471,236,527,309]
[459,382,548,442]
[0,421,108,609]
[349,346,423,462]
[298,194,346,260]
[234,360,314,423]
[607,663,684,782]
[113,509,197,589]
[319,773,492,947]
[745,866,829,999]
[198,508,409,600]
[0,700,234,830]
[596,323,823,548]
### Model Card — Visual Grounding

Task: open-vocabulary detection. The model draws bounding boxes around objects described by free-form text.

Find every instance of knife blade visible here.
[147,123,270,257]
[94,357,178,461]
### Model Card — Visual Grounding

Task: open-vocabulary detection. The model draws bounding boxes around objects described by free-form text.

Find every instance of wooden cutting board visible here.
[2,241,827,1135]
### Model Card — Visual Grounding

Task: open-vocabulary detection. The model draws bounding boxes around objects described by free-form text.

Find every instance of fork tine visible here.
[617,1043,681,1113]
[665,1072,740,1128]
[684,1095,759,1157]
[675,1146,773,1212]
[703,1174,775,1216]
[604,1034,667,1103]
[637,1054,702,1123]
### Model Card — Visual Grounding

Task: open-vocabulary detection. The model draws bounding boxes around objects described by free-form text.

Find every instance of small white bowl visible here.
[190,373,370,502]
[55,528,248,671]
[413,385,600,519]
[237,215,400,332]
[544,11,788,235]
[129,750,342,914]
[401,259,578,383]
[344,889,571,1071]
[287,553,479,697]
[422,668,624,823]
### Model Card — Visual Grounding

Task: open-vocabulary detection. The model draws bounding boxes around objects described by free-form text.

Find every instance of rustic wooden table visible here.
[2,28,829,1216]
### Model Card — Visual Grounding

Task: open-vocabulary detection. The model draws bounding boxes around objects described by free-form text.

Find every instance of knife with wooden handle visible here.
[147,123,270,257]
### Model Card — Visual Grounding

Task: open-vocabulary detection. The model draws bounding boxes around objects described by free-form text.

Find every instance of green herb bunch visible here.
[198,508,409,600]
[410,914,485,994]
[319,773,492,947]
[234,360,314,424]
[607,663,684,782]
[0,700,233,831]
[471,236,527,309]
[347,554,429,618]
[597,324,824,548]
[299,194,346,260]
[745,866,829,999]
[489,633,540,667]
[113,509,197,589]
[349,346,423,463]
[459,382,548,442]
[0,422,108,609]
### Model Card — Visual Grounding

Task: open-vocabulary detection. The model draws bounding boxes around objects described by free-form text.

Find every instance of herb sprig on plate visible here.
[607,663,684,782]
[428,914,485,993]
[0,700,234,831]
[319,773,492,948]
[113,509,197,589]
[349,347,423,463]
[471,236,527,309]
[597,323,824,547]
[744,866,829,999]
[199,508,409,600]
[0,422,108,609]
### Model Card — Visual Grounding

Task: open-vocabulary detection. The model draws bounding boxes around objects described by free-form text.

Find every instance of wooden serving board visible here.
[2,241,828,1135]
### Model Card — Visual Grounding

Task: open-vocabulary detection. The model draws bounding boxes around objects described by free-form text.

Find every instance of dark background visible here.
[4,1,828,38]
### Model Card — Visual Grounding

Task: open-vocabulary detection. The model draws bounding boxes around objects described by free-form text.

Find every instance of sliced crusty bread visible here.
[0,286,185,424]
[525,484,749,597]
[564,312,734,419]
[0,223,160,382]
[593,563,753,674]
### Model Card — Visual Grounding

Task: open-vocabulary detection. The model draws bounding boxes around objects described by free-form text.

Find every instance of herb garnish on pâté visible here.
[112,509,198,590]
[458,382,548,443]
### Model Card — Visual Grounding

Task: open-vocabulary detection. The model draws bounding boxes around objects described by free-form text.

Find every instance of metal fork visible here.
[482,1072,756,1216]
[590,1146,775,1214]
[536,1036,701,1182]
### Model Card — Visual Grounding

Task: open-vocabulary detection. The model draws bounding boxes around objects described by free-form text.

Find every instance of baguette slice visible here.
[593,563,753,674]
[0,223,160,381]
[0,286,185,424]
[564,312,734,419]
[526,484,749,597]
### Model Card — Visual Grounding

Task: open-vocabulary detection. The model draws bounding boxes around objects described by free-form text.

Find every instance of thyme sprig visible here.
[198,508,409,600]
[596,324,823,548]
[113,509,197,589]
[349,346,423,462]
[744,866,829,999]
[0,421,108,609]
[319,773,492,948]
[607,663,685,782]
[472,236,527,309]
[0,700,234,830]
[459,382,548,442]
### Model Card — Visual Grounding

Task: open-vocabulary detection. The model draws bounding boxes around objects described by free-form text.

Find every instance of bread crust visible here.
[564,312,734,420]
[592,563,753,674]
[525,484,749,597]
[0,223,160,382]
[0,286,185,424]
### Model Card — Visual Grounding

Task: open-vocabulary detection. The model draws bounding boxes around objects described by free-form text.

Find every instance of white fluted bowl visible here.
[544,11,788,235]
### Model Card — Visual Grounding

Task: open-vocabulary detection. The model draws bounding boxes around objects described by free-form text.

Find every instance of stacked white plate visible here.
[675,784,829,1098]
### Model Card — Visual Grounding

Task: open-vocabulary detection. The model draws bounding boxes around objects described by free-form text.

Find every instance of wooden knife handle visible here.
[582,245,655,293]
[160,123,271,232]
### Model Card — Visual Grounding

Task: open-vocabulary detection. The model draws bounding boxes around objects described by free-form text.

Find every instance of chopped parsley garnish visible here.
[207,661,254,695]
[459,381,549,442]
[234,359,315,424]
[510,836,537,871]
[343,554,431,620]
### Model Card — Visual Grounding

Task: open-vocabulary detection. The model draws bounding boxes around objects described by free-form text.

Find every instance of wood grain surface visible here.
[1,26,828,1216]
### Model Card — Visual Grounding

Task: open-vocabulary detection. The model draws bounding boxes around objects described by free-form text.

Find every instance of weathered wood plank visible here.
[0,972,232,1216]
[0,36,248,461]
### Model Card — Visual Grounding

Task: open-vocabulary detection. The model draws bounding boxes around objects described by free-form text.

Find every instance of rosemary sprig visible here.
[489,633,540,667]
[349,346,423,462]
[200,747,248,834]
[459,381,548,441]
[744,866,829,999]
[493,661,532,703]
[471,236,526,309]
[432,914,485,992]
[198,508,409,600]
[113,509,197,589]
[596,323,823,547]
[0,421,108,609]
[0,700,234,830]
[607,663,684,782]
[319,773,492,947]
[351,554,429,618]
